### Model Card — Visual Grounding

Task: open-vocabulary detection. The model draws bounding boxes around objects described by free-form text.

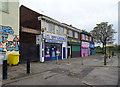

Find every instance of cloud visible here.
[20,0,118,44]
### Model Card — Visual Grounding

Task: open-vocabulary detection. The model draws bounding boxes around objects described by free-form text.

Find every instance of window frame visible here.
[74,32,78,38]
[82,34,85,40]
[68,30,73,37]
[89,36,92,41]
[86,35,88,41]
[58,26,64,35]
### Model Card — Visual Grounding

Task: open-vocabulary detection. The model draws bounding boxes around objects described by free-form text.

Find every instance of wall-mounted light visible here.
[41,27,46,32]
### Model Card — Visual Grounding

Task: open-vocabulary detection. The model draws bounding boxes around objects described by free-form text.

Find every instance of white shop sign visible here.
[82,42,89,47]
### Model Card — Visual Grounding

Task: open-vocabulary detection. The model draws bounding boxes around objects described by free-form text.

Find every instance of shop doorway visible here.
[63,47,66,58]
[67,47,71,58]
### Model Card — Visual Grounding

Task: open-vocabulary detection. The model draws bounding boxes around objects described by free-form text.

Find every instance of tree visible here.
[82,30,91,35]
[90,22,116,65]
[118,45,120,52]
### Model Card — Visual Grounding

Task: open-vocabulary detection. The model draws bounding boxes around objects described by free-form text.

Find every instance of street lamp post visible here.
[41,28,45,41]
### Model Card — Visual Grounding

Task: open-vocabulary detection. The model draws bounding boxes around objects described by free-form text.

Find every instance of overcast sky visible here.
[20,0,118,44]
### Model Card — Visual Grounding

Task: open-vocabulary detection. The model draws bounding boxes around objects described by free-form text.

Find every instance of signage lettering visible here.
[67,38,80,43]
[45,40,63,44]
[44,34,67,41]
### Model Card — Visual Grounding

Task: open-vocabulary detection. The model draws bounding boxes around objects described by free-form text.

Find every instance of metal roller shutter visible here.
[71,45,80,58]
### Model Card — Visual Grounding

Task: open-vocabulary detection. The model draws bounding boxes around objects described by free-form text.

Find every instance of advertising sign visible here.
[44,34,67,41]
[67,38,80,43]
[82,42,89,47]
[90,43,95,48]
[45,40,63,44]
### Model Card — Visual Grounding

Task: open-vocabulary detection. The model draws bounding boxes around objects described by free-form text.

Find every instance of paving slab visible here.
[8,70,84,85]
[82,67,118,85]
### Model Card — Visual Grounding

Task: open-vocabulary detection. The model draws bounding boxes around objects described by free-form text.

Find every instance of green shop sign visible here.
[67,38,80,43]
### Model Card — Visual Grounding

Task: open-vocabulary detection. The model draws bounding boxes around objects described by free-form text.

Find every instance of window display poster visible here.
[45,47,50,57]
[44,43,62,58]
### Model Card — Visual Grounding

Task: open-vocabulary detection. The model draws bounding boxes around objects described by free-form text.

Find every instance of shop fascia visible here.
[67,38,80,44]
[89,42,95,48]
[81,41,89,48]
[43,34,67,43]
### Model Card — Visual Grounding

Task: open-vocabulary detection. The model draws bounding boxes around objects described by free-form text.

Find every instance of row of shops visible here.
[38,33,95,62]
[68,39,95,58]
[19,5,95,63]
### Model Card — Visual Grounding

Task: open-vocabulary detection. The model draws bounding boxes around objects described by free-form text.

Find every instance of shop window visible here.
[44,43,62,58]
[0,0,9,13]
[74,32,78,38]
[44,47,51,57]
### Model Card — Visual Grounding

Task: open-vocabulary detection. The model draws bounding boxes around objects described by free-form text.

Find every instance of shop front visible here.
[81,41,89,57]
[89,42,95,55]
[67,38,81,58]
[40,34,67,62]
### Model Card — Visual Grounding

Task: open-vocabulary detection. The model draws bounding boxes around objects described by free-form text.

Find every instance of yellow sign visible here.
[104,45,114,47]
[71,39,77,42]
[42,39,44,42]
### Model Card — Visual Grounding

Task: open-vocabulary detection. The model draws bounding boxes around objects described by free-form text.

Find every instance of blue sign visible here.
[45,40,63,44]
[90,42,95,48]
[44,34,67,41]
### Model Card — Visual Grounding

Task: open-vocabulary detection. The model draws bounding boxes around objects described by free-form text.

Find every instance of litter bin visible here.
[0,51,6,65]
[8,53,20,66]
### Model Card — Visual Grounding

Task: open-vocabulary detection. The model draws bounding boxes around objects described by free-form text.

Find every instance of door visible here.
[71,45,80,58]
[63,47,66,58]
[67,48,70,58]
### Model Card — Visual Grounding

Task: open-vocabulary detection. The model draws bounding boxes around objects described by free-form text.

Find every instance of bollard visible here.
[27,58,30,74]
[3,60,7,79]
[67,55,71,64]
[56,55,58,64]
[81,57,83,65]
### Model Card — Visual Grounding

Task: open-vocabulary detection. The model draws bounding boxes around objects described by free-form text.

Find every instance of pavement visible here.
[0,66,2,87]
[1,54,119,86]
